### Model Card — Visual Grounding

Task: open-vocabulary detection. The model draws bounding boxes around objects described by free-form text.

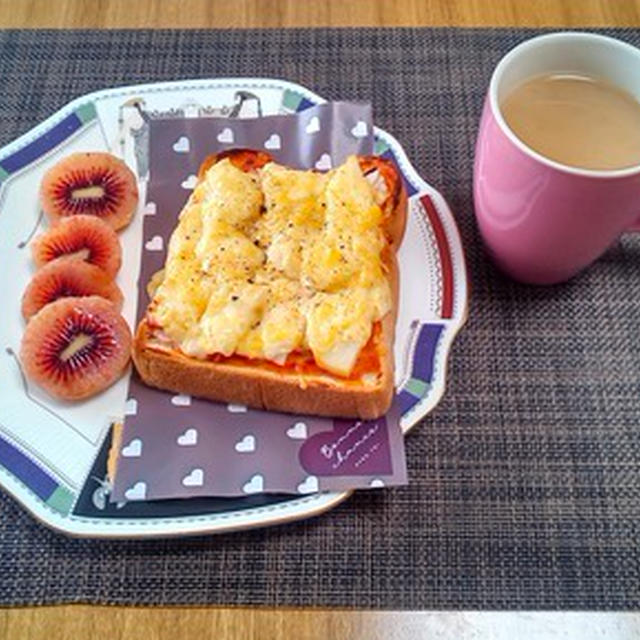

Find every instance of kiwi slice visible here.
[21,256,124,320]
[20,296,132,401]
[40,152,138,230]
[31,214,122,278]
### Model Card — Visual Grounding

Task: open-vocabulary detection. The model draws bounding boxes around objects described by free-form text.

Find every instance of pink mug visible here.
[474,32,640,285]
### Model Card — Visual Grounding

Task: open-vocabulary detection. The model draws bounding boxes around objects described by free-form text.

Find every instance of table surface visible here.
[2,1,640,639]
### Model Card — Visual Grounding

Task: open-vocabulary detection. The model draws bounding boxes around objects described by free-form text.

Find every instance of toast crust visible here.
[132,152,407,419]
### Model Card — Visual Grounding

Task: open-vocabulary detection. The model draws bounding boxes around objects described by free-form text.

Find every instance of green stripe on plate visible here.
[75,102,97,124]
[0,166,10,181]
[282,89,302,112]
[46,485,75,515]
[404,377,429,398]
[374,139,390,155]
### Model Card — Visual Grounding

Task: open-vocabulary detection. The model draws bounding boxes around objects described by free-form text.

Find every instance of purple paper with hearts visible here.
[111,101,407,502]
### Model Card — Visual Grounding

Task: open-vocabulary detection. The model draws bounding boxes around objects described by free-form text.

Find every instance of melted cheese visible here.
[193,158,263,229]
[305,284,390,376]
[196,219,265,277]
[149,155,392,376]
[257,162,326,239]
[301,157,385,293]
[181,283,266,357]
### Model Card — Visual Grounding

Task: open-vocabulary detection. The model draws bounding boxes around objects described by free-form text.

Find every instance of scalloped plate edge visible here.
[0,77,468,537]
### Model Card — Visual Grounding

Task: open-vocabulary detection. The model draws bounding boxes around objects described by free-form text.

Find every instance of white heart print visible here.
[171,394,192,407]
[145,235,163,252]
[124,481,147,501]
[351,120,368,138]
[124,398,138,416]
[305,116,321,134]
[297,475,319,494]
[172,135,190,153]
[235,434,256,453]
[314,153,332,171]
[177,428,198,446]
[227,403,248,413]
[182,468,204,487]
[181,174,198,190]
[286,421,308,440]
[217,127,234,144]
[143,202,157,216]
[243,474,264,494]
[121,439,142,458]
[264,133,281,150]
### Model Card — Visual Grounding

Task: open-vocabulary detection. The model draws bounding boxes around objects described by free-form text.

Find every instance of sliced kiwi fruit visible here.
[21,256,124,320]
[31,214,122,278]
[40,152,138,231]
[20,296,132,401]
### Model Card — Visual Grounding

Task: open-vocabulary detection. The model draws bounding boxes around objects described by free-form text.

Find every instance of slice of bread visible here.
[132,149,407,419]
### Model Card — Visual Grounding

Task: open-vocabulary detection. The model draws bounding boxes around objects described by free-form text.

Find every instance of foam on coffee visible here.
[501,73,640,171]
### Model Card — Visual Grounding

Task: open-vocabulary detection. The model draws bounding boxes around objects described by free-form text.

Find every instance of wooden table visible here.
[2,2,640,638]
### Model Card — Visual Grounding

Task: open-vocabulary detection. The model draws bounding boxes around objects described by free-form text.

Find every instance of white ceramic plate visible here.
[0,78,468,537]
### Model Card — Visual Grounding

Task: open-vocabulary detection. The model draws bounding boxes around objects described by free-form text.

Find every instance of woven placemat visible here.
[1,28,639,609]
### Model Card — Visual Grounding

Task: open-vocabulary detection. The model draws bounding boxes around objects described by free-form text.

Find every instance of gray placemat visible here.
[1,28,639,609]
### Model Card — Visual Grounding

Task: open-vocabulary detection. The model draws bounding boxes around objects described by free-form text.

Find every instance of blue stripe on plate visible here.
[398,323,444,416]
[296,97,316,112]
[0,112,83,175]
[398,389,421,415]
[0,433,58,501]
[411,323,444,381]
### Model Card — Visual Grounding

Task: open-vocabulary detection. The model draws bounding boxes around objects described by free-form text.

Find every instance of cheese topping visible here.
[149,155,392,377]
